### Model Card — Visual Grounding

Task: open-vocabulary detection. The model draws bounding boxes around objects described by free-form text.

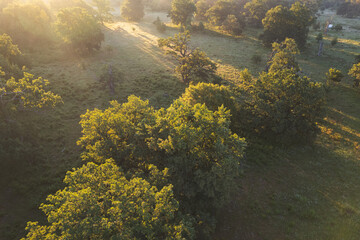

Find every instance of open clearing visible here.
[0,10,360,240]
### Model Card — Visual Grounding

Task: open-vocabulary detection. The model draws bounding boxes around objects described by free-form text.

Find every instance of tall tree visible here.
[121,0,144,21]
[168,0,196,26]
[158,31,216,84]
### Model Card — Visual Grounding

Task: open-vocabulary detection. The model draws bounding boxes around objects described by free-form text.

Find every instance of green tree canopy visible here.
[22,160,195,240]
[158,31,216,84]
[0,70,62,119]
[168,0,196,26]
[262,2,313,48]
[243,68,325,143]
[77,95,246,236]
[56,7,104,55]
[267,38,300,73]
[121,0,145,21]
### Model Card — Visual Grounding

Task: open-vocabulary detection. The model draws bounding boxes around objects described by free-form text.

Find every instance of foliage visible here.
[0,1,52,47]
[205,0,241,26]
[121,0,144,21]
[195,0,214,20]
[158,31,216,84]
[168,0,196,26]
[0,34,22,78]
[77,95,246,236]
[178,82,241,131]
[0,34,21,61]
[267,38,300,73]
[92,0,113,23]
[153,17,166,33]
[0,70,62,118]
[56,7,104,55]
[262,2,314,48]
[22,160,195,240]
[349,63,360,87]
[244,0,268,27]
[221,14,244,35]
[243,69,325,143]
[326,68,343,83]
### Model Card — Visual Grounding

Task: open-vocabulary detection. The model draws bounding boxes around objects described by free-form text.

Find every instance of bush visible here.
[326,68,343,83]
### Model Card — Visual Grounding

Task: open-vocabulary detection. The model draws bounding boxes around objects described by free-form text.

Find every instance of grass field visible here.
[0,9,359,240]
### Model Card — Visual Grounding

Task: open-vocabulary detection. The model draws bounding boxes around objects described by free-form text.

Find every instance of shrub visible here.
[326,68,343,83]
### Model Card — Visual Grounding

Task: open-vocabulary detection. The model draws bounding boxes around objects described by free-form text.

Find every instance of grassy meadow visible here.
[0,8,360,240]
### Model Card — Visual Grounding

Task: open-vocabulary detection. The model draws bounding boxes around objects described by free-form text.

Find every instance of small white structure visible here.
[328,24,333,29]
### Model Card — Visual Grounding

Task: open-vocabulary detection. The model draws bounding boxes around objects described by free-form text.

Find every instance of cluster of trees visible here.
[337,0,360,18]
[24,94,246,238]
[0,0,113,55]
[164,0,316,44]
[23,34,327,238]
